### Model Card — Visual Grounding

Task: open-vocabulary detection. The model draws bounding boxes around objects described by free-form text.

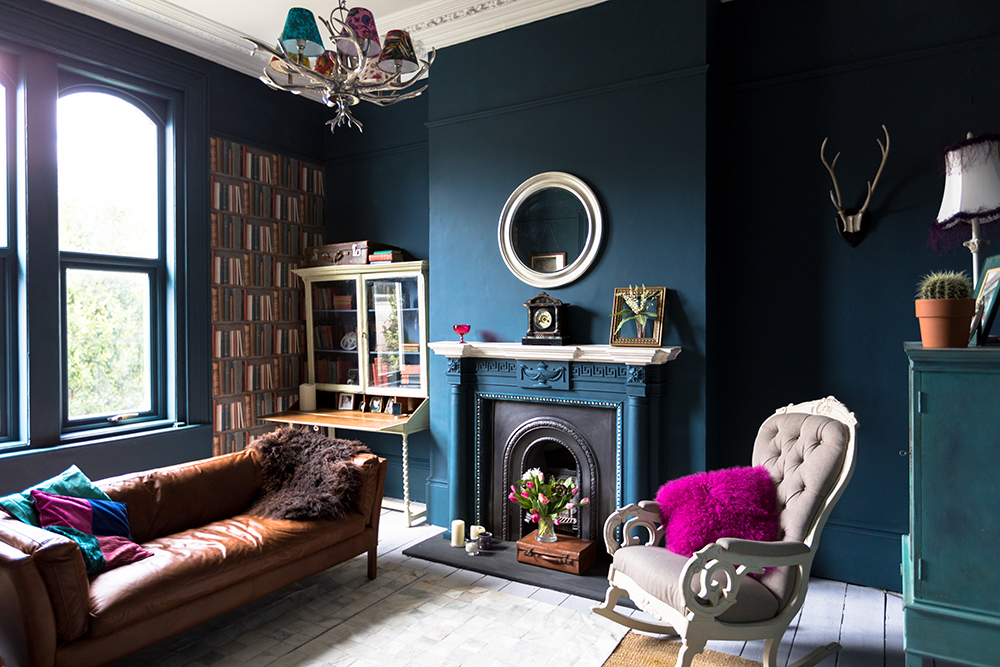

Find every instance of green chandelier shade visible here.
[279,8,325,58]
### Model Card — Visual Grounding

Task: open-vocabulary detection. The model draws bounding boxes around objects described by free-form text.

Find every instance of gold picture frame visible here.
[529,252,567,273]
[609,286,667,347]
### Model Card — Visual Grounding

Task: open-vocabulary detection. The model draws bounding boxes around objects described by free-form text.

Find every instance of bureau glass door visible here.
[309,278,360,389]
[364,275,424,394]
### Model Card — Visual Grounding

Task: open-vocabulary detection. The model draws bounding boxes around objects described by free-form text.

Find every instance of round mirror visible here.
[498,172,602,288]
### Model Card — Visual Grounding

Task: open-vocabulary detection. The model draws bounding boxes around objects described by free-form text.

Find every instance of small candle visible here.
[450,520,465,547]
[469,525,483,539]
[299,383,316,412]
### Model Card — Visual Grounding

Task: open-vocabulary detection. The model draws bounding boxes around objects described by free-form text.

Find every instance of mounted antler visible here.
[820,125,890,243]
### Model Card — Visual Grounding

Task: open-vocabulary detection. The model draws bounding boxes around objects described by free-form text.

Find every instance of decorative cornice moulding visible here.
[39,0,610,83]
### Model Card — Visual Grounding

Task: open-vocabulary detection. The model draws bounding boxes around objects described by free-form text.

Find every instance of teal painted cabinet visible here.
[904,344,1000,667]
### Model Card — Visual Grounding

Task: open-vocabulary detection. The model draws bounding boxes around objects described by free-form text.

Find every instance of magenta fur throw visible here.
[655,465,780,557]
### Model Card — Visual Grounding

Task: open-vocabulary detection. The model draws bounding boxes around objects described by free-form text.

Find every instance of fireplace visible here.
[486,398,619,542]
[429,341,681,539]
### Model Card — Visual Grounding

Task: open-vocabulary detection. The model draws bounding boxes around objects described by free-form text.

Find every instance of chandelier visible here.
[244,4,435,133]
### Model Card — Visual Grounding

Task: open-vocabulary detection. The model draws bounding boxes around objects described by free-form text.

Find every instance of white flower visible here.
[521,468,544,482]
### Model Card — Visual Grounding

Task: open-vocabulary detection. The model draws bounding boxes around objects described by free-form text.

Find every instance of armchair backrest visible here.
[752,397,858,608]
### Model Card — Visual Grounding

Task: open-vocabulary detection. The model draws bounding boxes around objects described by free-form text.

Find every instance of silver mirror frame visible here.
[497,172,603,289]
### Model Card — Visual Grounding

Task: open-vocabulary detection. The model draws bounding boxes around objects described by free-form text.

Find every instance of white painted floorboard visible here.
[379,509,906,667]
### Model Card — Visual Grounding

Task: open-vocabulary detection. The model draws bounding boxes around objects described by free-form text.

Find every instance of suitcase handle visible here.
[522,548,570,564]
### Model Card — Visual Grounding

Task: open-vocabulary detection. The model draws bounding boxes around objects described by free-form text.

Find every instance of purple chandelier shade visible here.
[279,7,325,57]
[337,7,381,57]
[929,133,1000,255]
[378,30,419,74]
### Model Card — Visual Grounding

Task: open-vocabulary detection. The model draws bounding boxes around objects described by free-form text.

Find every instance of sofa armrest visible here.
[353,453,388,528]
[0,538,59,667]
[0,517,90,643]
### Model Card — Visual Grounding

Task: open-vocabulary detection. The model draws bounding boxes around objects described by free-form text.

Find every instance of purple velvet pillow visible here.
[654,465,780,557]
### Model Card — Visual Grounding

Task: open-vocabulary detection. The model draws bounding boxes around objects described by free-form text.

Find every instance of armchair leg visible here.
[786,642,841,667]
[591,584,680,637]
[676,636,707,667]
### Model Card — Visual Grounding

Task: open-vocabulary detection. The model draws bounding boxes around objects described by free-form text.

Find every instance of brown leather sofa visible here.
[0,447,387,667]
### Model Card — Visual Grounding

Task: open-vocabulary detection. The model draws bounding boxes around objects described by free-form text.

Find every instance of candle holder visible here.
[453,324,471,343]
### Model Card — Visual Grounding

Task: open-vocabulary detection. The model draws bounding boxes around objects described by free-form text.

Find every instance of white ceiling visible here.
[39,0,609,81]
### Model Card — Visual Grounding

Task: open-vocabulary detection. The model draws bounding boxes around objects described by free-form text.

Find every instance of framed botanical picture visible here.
[609,285,667,347]
[972,255,1000,345]
[529,252,567,273]
[337,392,355,410]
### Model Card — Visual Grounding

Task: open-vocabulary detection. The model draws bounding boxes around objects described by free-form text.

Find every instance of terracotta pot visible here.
[915,298,976,348]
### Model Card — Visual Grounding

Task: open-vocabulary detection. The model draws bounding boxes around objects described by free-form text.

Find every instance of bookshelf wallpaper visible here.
[210,137,325,455]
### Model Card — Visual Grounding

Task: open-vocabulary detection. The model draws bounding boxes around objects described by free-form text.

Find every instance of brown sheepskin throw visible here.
[248,427,371,520]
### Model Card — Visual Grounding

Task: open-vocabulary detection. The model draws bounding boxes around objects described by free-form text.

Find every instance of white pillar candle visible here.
[299,383,316,412]
[469,525,483,539]
[450,520,465,547]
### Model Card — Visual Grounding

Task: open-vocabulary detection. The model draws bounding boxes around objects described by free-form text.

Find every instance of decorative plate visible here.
[341,331,358,350]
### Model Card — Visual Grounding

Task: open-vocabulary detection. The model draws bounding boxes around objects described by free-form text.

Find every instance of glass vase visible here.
[536,515,558,543]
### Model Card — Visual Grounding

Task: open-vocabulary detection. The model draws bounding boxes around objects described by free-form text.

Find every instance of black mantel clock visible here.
[523,292,568,345]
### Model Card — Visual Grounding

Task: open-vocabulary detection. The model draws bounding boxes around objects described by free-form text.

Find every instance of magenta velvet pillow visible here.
[654,465,780,557]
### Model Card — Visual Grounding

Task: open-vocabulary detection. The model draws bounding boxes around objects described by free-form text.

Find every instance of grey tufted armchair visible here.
[592,397,858,667]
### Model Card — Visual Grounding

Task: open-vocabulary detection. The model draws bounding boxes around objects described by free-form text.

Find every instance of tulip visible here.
[571,487,578,496]
[538,494,549,505]
[521,490,530,499]
[510,484,517,492]
[526,481,534,490]
[508,492,517,502]
[531,512,539,523]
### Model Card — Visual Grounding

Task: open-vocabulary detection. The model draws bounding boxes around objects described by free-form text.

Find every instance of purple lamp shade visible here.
[378,30,419,74]
[279,8,326,58]
[338,7,381,58]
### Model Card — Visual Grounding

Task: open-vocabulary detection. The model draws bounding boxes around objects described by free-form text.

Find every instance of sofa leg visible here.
[368,548,377,579]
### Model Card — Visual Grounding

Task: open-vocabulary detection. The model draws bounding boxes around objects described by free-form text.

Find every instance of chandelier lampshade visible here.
[338,8,381,57]
[931,133,1000,285]
[279,8,326,58]
[378,30,419,74]
[245,2,435,134]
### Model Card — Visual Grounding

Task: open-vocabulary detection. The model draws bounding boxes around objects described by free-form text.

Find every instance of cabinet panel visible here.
[913,370,1000,612]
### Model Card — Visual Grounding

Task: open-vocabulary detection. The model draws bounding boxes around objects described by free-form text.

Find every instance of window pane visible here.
[58,92,158,258]
[0,59,9,249]
[66,269,150,419]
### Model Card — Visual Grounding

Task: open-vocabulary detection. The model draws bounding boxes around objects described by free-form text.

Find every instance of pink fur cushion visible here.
[655,465,780,557]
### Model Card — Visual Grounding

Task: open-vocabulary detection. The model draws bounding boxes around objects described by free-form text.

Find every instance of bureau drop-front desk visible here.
[903,343,1000,667]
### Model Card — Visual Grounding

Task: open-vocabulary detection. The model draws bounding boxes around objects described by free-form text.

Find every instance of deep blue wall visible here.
[425,0,710,526]
[714,0,1000,591]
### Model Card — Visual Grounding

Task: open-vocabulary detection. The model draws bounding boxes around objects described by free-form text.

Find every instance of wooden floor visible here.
[378,506,911,667]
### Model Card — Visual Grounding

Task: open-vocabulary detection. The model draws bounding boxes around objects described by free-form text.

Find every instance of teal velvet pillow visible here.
[0,465,112,526]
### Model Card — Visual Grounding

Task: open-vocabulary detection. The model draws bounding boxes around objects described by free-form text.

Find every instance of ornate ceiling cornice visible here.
[38,0,609,83]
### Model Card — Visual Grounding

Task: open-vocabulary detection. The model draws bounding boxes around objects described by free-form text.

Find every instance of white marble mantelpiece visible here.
[428,341,681,365]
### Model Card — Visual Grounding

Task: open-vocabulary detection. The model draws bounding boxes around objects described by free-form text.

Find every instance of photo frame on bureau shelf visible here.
[369,396,383,413]
[972,254,1000,345]
[609,285,667,347]
[337,393,355,410]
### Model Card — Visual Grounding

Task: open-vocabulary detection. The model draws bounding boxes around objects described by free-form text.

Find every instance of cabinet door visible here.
[363,275,425,395]
[913,369,1000,612]
[307,277,361,390]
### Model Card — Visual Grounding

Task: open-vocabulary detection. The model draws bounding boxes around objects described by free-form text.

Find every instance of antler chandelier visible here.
[244,3,435,133]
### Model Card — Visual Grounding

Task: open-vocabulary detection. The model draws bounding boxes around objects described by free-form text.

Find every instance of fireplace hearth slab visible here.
[402,534,634,607]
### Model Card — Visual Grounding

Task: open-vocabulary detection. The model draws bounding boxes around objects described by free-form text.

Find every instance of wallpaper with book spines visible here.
[210,137,324,455]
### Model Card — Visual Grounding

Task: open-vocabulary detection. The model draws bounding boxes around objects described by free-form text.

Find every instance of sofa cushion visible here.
[99,449,262,544]
[613,545,780,623]
[0,465,112,527]
[32,490,131,538]
[86,510,367,637]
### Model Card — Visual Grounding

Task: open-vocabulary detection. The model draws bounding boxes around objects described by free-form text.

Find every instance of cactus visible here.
[916,270,973,300]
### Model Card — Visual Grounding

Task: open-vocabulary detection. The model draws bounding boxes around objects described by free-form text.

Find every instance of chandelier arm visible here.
[259,68,331,93]
[358,85,428,106]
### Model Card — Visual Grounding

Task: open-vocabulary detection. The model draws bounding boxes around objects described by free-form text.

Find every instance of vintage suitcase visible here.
[304,241,401,266]
[516,530,597,575]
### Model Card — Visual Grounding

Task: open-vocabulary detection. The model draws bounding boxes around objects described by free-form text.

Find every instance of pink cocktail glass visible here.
[453,324,471,343]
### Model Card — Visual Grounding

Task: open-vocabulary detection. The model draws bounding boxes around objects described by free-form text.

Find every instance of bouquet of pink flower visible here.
[507,468,589,526]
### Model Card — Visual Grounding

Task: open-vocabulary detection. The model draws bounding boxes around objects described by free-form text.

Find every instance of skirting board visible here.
[402,532,633,607]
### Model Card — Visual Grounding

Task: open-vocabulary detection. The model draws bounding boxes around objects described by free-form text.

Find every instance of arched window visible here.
[58,89,167,428]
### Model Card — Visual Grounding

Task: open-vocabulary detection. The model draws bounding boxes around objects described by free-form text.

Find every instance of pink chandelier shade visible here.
[378,30,420,74]
[337,7,381,57]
